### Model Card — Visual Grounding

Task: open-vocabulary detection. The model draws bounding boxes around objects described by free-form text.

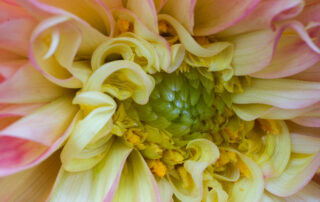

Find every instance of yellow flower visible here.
[0,0,320,201]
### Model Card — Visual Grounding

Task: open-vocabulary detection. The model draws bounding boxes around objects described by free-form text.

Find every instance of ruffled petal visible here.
[61,91,116,172]
[0,63,69,104]
[252,21,320,78]
[85,60,155,105]
[193,0,261,36]
[0,96,78,176]
[232,78,320,109]
[0,151,60,201]
[112,150,162,202]
[168,139,219,202]
[227,149,264,202]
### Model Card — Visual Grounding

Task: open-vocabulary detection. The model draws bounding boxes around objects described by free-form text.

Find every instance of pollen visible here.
[117,19,132,34]
[194,36,210,45]
[147,159,167,177]
[214,150,237,169]
[236,159,251,178]
[125,128,142,145]
[257,119,281,135]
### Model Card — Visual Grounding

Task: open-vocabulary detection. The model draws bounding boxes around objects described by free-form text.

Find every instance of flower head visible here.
[1,0,320,201]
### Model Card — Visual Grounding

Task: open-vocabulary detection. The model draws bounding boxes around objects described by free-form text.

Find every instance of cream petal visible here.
[227,149,264,202]
[168,139,219,202]
[112,150,162,202]
[232,78,320,109]
[50,140,132,202]
[157,179,174,202]
[0,151,60,201]
[256,121,291,179]
[265,152,320,197]
[284,181,320,201]
[85,60,155,105]
[161,0,196,33]
[126,0,158,32]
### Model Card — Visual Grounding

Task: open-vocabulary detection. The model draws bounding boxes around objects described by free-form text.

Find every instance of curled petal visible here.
[61,92,116,171]
[193,0,261,36]
[85,60,155,105]
[256,121,291,178]
[169,139,219,202]
[112,150,162,202]
[227,149,264,202]
[158,14,231,58]
[232,78,320,109]
[0,96,78,176]
[252,21,320,78]
[0,63,69,104]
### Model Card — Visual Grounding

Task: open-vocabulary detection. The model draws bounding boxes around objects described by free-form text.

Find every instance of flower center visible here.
[134,68,226,137]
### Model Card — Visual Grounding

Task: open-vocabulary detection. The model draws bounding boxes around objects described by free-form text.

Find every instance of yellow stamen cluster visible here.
[147,159,167,178]
[257,119,281,135]
[117,19,133,34]
[213,150,237,172]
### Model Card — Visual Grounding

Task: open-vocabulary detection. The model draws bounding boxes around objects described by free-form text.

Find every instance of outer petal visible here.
[193,0,261,36]
[220,0,304,36]
[252,22,320,78]
[0,151,60,201]
[232,78,320,109]
[112,150,162,202]
[50,140,132,202]
[284,181,320,201]
[0,17,37,57]
[0,63,69,104]
[265,152,320,197]
[290,61,320,82]
[0,96,78,176]
[17,0,113,35]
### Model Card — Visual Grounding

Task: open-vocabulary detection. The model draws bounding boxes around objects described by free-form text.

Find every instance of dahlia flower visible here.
[1,0,320,201]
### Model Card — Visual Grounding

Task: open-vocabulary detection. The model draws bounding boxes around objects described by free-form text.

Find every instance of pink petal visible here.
[161,0,196,33]
[220,0,304,36]
[0,60,25,83]
[296,0,320,25]
[284,181,320,201]
[193,0,261,36]
[17,0,114,36]
[252,21,320,78]
[0,49,23,63]
[0,1,31,23]
[0,63,69,103]
[0,17,37,57]
[292,117,320,127]
[0,103,43,118]
[289,61,320,82]
[0,97,78,176]
[154,0,167,12]
[0,150,60,201]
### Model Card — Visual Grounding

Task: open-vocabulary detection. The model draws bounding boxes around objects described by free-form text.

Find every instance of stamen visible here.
[147,159,167,177]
